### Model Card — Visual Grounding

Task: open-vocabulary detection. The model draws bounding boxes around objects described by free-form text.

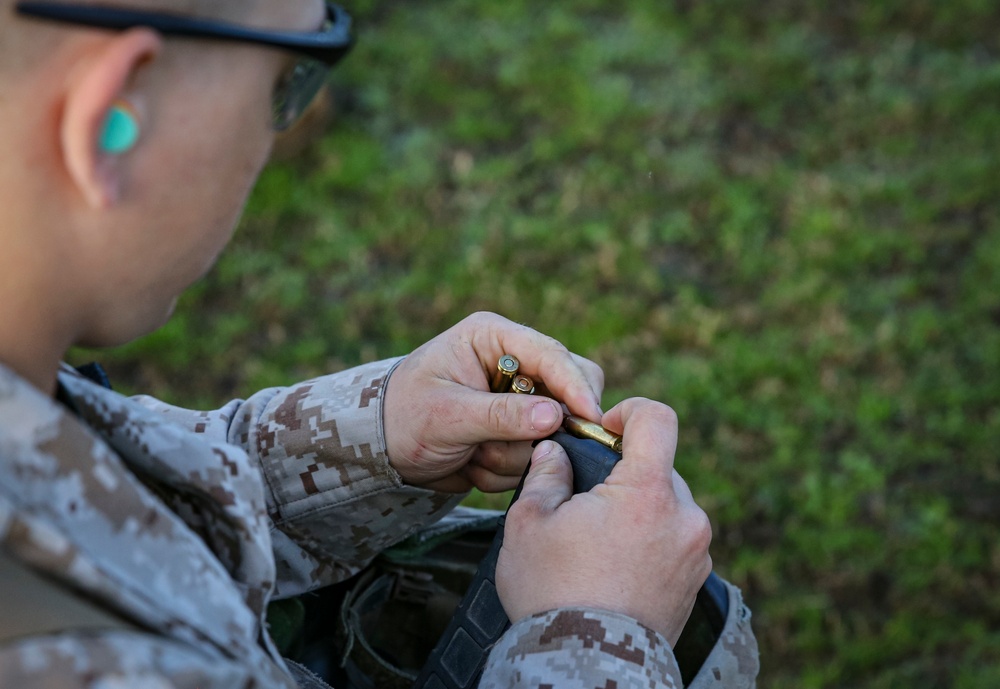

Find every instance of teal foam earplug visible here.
[99,103,139,154]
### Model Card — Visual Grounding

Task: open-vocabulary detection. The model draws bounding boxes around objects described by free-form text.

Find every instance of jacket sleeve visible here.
[131,357,464,598]
[480,581,759,689]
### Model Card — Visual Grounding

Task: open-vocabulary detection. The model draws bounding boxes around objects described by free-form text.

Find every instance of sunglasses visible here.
[14,1,354,131]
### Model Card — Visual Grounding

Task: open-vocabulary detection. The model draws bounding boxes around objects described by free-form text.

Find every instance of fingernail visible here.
[530,401,559,431]
[534,440,555,460]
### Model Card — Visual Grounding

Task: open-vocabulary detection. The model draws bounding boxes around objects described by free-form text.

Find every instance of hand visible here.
[494,398,713,645]
[383,312,604,493]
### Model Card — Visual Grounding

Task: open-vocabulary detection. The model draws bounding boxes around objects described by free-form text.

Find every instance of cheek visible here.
[216,114,275,211]
[223,143,272,226]
[144,55,277,261]
[192,126,273,230]
[197,144,272,268]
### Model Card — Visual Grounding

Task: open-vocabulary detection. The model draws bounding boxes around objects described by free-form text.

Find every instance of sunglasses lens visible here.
[272,58,329,131]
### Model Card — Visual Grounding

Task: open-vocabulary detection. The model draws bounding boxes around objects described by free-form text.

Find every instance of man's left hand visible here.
[382,312,604,493]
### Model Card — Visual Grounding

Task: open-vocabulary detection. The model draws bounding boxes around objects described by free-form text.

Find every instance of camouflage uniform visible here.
[481,590,759,689]
[0,360,758,688]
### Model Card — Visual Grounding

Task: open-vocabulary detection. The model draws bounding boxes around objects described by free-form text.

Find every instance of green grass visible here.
[73,2,1000,686]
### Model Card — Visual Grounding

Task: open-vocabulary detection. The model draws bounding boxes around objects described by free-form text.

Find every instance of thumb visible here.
[444,388,565,446]
[514,440,574,516]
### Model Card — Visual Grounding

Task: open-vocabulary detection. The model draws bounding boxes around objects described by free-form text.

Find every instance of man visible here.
[0,0,758,686]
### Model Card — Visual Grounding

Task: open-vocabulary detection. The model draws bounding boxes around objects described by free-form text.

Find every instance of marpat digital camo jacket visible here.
[0,360,758,688]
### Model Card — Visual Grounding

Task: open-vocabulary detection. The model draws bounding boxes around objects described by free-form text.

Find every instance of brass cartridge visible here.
[563,415,623,453]
[490,355,519,393]
[510,374,535,394]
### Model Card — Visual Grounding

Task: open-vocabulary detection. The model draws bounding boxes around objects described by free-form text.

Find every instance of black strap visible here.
[408,525,507,689]
[74,362,113,390]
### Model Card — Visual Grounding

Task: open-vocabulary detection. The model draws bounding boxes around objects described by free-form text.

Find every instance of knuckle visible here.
[702,553,715,580]
[642,401,677,426]
[590,362,605,388]
[467,310,494,324]
[628,399,679,431]
[619,396,646,418]
[551,337,571,355]
[475,442,502,470]
[685,505,714,553]
[538,335,570,360]
[573,355,605,388]
[464,311,501,334]
[486,395,516,435]
[549,333,570,352]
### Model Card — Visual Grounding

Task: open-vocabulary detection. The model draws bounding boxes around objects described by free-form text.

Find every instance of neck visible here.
[0,295,72,395]
[0,340,65,395]
[0,104,90,394]
[0,214,80,396]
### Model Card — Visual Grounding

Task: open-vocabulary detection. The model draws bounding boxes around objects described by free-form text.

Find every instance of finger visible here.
[468,440,534,477]
[571,353,606,401]
[601,398,679,484]
[461,440,533,492]
[534,353,605,404]
[532,353,605,413]
[419,473,475,494]
[520,344,603,421]
[459,462,524,493]
[471,317,603,420]
[671,468,696,504]
[510,440,574,516]
[430,386,566,446]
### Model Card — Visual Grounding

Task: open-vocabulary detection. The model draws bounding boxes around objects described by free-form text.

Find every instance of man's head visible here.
[0,0,335,371]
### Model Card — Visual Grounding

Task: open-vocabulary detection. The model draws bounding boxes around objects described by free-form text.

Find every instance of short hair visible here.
[0,0,252,76]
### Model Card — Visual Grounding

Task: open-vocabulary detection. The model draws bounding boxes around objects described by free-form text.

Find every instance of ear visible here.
[61,28,162,209]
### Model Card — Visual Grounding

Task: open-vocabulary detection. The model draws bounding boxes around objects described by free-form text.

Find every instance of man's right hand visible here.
[494,398,713,646]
